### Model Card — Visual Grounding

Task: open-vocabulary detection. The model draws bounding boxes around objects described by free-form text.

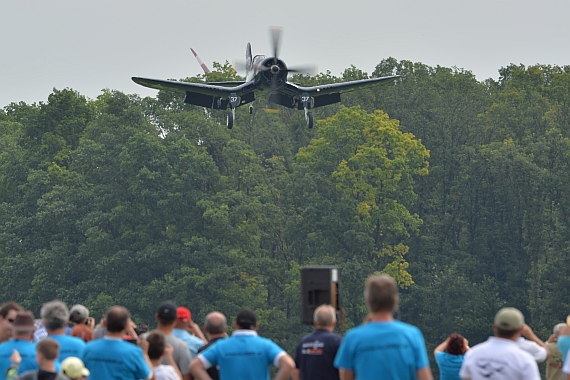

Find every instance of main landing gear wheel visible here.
[227,112,234,129]
[307,112,314,129]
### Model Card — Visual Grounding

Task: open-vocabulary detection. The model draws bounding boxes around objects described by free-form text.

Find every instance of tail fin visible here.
[191,48,211,73]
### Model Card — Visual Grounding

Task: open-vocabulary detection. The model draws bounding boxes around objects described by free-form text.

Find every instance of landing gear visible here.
[227,92,238,129]
[301,92,314,129]
[306,112,314,129]
[249,105,254,114]
[227,112,234,129]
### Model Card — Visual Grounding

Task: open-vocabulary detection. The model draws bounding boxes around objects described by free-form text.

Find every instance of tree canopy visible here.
[1,61,568,375]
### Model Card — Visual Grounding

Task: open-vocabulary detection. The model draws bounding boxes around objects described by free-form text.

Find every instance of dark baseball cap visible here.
[157,301,177,320]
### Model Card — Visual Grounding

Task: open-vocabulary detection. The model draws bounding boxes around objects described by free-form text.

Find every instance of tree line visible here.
[0,59,568,374]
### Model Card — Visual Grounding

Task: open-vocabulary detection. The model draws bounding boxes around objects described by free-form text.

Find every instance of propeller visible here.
[270,26,282,64]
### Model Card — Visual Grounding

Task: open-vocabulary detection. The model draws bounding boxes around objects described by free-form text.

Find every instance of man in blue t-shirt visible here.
[83,306,152,380]
[293,304,341,380]
[334,274,433,380]
[190,308,295,380]
[0,311,38,378]
[40,300,86,362]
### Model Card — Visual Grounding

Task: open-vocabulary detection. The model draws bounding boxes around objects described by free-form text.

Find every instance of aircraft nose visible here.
[270,65,280,74]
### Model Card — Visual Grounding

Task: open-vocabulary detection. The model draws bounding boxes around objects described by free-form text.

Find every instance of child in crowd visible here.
[17,338,67,380]
[147,331,182,380]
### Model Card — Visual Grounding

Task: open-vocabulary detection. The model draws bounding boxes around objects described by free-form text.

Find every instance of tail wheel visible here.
[307,112,314,129]
[227,112,234,129]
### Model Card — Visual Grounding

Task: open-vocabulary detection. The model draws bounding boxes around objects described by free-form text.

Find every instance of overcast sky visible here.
[1,0,569,108]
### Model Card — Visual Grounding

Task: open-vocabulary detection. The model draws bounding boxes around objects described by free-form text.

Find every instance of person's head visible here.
[12,311,36,339]
[36,338,59,362]
[61,357,90,380]
[0,302,23,323]
[313,305,336,328]
[446,333,467,355]
[364,274,399,313]
[204,312,227,336]
[146,331,166,360]
[156,301,177,326]
[69,305,89,325]
[175,306,191,328]
[553,323,567,338]
[104,306,130,333]
[493,307,524,339]
[235,308,257,330]
[41,300,70,331]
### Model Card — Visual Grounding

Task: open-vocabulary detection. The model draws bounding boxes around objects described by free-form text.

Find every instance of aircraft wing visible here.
[132,77,253,96]
[286,75,399,96]
[132,77,258,109]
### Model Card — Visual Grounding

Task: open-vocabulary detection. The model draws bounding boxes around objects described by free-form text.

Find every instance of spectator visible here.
[459,307,540,380]
[0,302,22,344]
[545,323,566,380]
[190,308,295,380]
[17,338,67,380]
[293,304,341,380]
[558,317,570,364]
[564,353,570,380]
[147,331,182,380]
[194,311,228,380]
[516,323,548,363]
[0,303,22,325]
[60,357,89,380]
[143,302,192,380]
[173,307,206,359]
[82,306,152,380]
[0,311,38,377]
[334,274,433,380]
[434,334,469,380]
[40,301,86,363]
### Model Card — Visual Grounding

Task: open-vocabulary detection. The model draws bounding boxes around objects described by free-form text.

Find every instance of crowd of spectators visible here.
[0,274,569,380]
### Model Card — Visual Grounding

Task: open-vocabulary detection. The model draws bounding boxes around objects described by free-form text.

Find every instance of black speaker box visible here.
[300,266,340,325]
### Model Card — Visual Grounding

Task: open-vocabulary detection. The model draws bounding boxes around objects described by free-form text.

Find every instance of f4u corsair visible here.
[132,28,399,129]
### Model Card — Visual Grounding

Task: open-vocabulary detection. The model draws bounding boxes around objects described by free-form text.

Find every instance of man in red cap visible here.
[173,306,207,359]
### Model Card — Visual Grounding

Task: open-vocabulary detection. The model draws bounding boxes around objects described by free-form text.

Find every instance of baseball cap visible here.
[177,307,191,322]
[69,305,89,323]
[157,301,177,320]
[494,307,524,331]
[236,308,257,330]
[61,357,90,378]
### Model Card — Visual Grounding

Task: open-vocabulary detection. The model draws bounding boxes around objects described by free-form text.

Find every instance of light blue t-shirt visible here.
[334,320,430,380]
[435,351,463,380]
[559,335,570,363]
[199,330,284,380]
[49,334,85,362]
[172,328,204,358]
[82,337,151,380]
[0,339,38,378]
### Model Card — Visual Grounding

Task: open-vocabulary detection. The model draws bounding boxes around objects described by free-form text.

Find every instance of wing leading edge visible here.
[286,75,400,96]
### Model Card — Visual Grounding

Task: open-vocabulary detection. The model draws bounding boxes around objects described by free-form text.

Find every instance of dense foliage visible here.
[1,60,568,373]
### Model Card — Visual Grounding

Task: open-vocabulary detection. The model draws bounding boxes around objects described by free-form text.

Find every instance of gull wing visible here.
[286,75,399,96]
[132,77,251,96]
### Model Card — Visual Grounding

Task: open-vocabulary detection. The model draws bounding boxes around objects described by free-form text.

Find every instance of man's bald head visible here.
[204,312,227,336]
[314,305,336,328]
[105,306,130,333]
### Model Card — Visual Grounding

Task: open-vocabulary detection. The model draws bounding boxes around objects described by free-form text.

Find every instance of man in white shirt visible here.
[460,307,540,380]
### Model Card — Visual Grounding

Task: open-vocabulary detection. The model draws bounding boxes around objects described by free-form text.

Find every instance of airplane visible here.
[132,28,399,129]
